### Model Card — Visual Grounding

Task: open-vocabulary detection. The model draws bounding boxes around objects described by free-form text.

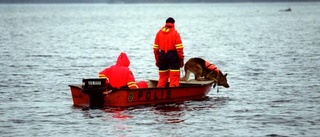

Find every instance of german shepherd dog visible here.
[181,58,229,88]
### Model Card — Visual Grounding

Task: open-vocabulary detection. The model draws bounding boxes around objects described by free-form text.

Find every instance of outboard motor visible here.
[82,78,108,108]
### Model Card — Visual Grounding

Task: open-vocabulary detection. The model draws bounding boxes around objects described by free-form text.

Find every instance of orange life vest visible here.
[205,61,220,74]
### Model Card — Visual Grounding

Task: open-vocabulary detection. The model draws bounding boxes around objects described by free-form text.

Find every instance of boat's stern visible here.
[69,78,108,108]
[69,84,89,107]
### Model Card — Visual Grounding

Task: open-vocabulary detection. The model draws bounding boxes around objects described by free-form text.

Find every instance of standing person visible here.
[99,52,148,89]
[153,17,184,87]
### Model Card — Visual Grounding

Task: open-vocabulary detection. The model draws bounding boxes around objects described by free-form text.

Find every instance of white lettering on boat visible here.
[135,89,171,101]
[88,81,102,86]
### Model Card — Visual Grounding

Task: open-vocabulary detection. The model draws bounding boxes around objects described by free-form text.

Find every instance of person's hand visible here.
[179,59,184,68]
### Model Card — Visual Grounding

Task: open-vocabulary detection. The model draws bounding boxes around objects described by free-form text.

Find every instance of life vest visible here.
[205,61,220,74]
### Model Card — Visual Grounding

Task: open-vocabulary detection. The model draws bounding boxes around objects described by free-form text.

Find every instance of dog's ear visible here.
[224,73,228,77]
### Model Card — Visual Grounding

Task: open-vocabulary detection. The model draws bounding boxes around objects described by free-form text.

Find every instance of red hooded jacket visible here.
[99,52,138,89]
[153,23,184,63]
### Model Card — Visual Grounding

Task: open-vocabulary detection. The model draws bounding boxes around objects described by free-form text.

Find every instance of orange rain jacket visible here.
[153,23,184,63]
[99,52,138,89]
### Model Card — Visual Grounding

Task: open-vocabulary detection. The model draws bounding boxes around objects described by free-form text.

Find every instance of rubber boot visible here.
[157,70,169,88]
[169,70,180,87]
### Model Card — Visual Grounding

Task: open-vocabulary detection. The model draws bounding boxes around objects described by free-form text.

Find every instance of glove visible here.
[179,59,184,68]
[155,58,160,67]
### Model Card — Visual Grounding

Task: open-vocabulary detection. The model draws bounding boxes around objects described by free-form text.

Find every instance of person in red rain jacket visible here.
[153,17,184,87]
[98,52,148,89]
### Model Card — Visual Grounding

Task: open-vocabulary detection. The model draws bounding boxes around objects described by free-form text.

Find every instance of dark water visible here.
[1,2,320,137]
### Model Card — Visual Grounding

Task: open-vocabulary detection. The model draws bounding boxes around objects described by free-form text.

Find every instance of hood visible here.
[116,52,130,67]
[161,23,175,33]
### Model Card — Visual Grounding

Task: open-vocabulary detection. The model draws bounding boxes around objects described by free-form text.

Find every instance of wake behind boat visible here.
[69,78,216,108]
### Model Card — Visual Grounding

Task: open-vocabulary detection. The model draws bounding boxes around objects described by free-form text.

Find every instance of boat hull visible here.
[69,80,214,108]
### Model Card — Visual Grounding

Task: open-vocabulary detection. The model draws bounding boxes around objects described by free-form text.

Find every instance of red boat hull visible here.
[69,80,214,107]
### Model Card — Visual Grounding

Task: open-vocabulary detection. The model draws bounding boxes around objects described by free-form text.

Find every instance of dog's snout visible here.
[224,84,230,88]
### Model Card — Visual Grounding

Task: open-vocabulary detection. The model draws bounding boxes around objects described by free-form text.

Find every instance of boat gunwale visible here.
[69,79,215,91]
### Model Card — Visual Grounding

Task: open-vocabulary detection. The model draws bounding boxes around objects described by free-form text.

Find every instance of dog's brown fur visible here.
[181,58,229,88]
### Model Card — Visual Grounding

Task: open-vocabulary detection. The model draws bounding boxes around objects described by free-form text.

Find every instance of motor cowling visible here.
[82,78,108,108]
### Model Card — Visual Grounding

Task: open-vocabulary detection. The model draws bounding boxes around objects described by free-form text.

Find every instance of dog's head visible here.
[217,73,229,88]
[207,72,229,88]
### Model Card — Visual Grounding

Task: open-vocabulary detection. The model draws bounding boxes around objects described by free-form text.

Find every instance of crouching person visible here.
[98,52,148,89]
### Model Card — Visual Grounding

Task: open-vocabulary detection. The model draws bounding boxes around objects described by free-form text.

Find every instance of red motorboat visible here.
[69,78,216,108]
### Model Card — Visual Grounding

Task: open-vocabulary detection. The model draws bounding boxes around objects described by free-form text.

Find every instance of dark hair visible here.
[166,17,175,23]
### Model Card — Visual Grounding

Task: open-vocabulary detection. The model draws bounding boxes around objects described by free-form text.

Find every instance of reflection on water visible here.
[79,96,230,125]
[153,103,187,124]
[75,96,230,127]
[103,107,134,120]
[74,99,231,137]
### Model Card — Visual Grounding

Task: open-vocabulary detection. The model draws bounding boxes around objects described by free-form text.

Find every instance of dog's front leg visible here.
[180,70,191,81]
[195,75,206,81]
